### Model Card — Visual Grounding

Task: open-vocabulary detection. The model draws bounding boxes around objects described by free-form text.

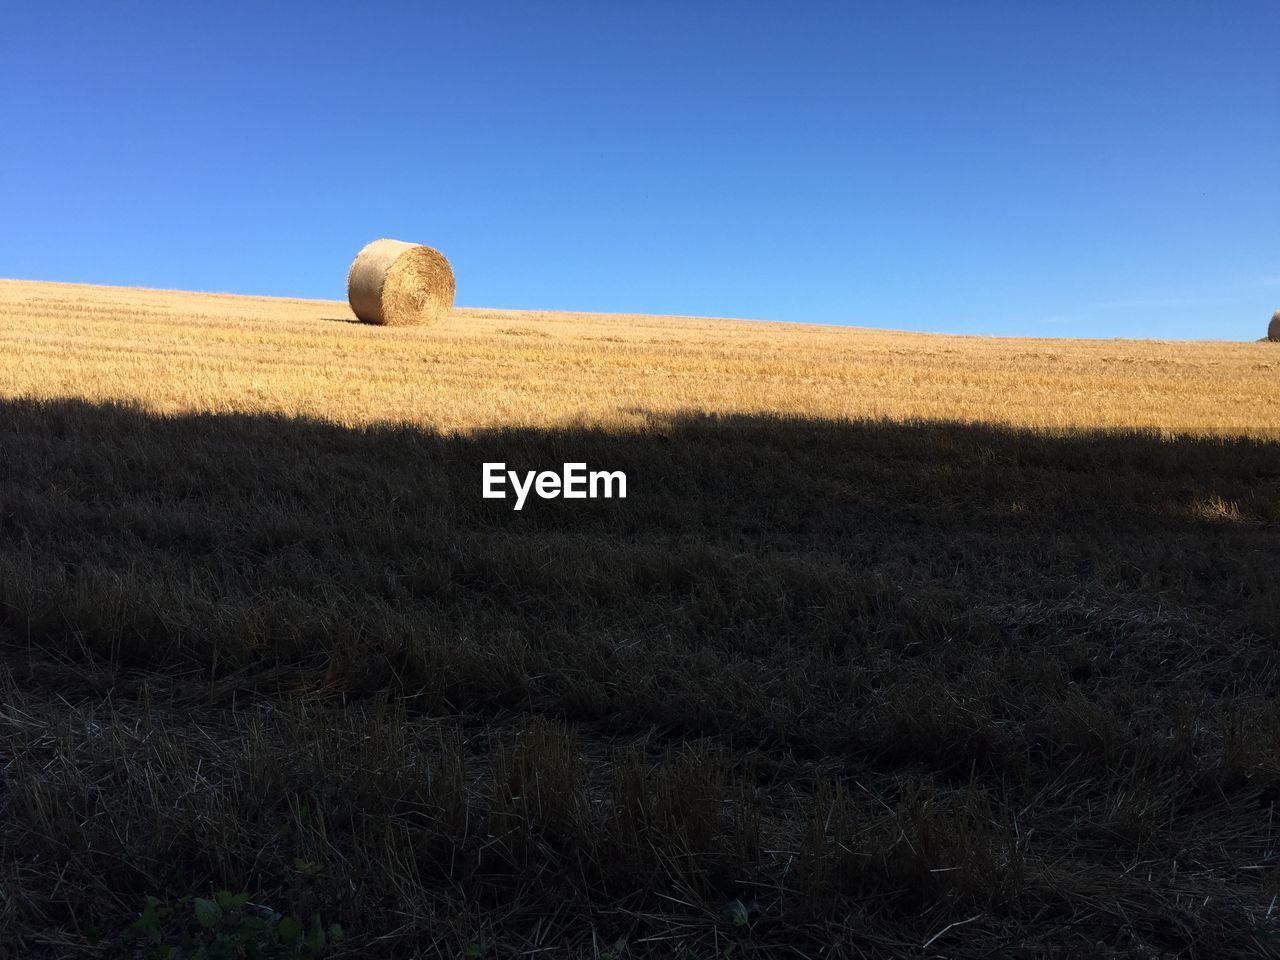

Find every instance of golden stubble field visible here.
[3,277,1280,957]
[1,278,1276,435]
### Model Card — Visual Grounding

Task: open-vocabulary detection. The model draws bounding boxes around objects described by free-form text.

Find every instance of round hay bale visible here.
[1269,309,1280,342]
[347,239,455,326]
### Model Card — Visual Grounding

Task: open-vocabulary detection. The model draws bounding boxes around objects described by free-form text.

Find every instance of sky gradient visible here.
[2,2,1277,339]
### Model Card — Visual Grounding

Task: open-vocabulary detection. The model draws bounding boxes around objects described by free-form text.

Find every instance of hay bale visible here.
[1269,309,1280,342]
[347,239,455,326]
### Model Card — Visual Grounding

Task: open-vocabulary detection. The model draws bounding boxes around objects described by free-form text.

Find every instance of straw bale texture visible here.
[347,239,454,325]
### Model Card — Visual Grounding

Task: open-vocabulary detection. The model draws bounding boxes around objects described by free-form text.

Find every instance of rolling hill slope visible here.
[1,279,1278,957]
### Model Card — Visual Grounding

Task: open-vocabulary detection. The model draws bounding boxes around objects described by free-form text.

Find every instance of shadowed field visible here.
[1,394,1278,957]
[2,281,1279,956]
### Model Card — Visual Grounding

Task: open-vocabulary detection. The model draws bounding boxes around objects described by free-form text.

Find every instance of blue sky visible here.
[2,2,1276,339]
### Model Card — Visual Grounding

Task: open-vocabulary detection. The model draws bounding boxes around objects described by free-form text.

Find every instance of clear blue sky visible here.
[2,2,1276,339]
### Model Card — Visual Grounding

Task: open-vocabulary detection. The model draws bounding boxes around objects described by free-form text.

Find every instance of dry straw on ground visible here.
[1,280,1280,956]
[2,279,1278,437]
[347,238,455,325]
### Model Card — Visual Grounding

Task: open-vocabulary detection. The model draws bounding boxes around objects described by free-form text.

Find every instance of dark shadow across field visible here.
[1,396,1278,957]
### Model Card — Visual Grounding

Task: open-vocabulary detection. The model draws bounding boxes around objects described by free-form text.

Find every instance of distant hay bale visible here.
[347,239,455,326]
[1270,309,1280,342]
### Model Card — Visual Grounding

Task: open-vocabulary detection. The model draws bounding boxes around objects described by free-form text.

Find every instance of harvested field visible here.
[1,279,1279,957]
[1,279,1276,436]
